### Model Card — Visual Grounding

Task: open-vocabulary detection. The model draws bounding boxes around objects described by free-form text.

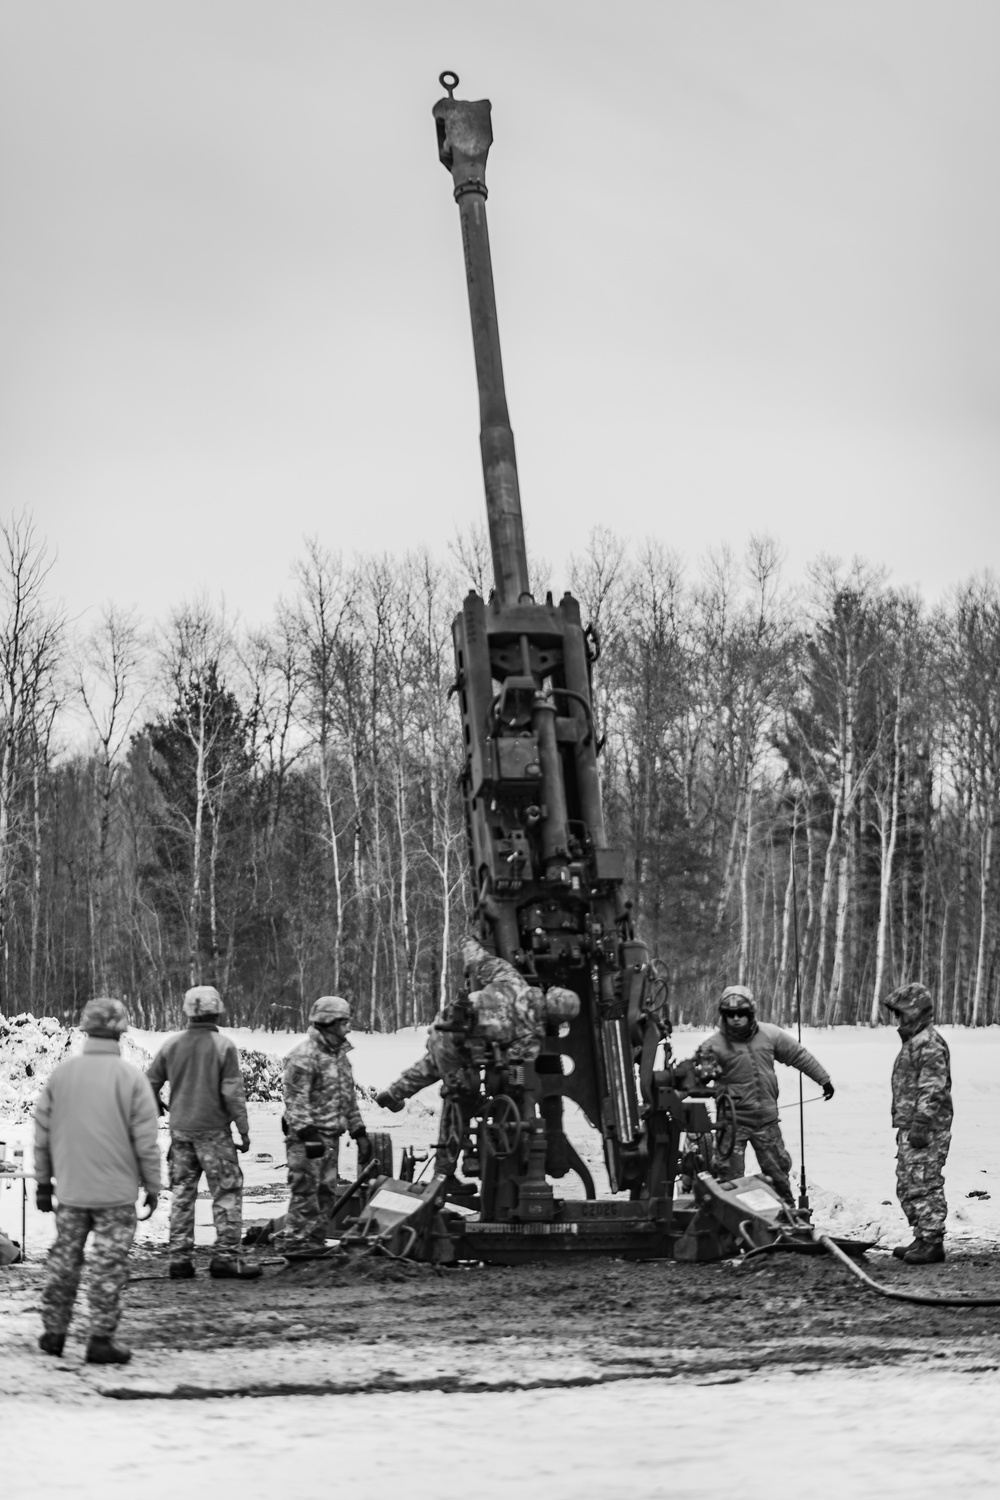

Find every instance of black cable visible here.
[740,1222,1000,1307]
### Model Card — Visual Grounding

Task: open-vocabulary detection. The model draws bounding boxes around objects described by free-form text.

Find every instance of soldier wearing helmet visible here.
[374,935,580,1175]
[278,995,371,1259]
[693,984,834,1204]
[146,985,260,1281]
[882,982,953,1265]
[33,998,161,1365]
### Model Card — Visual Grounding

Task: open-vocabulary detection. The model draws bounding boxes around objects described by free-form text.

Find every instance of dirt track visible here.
[5,1232,1000,1402]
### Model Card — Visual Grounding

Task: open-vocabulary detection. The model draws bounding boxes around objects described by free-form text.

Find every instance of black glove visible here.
[138,1191,159,1220]
[908,1128,930,1150]
[823,1081,835,1101]
[297,1124,322,1143]
[35,1180,54,1214]
[237,1133,250,1154]
[375,1089,404,1113]
[353,1131,373,1166]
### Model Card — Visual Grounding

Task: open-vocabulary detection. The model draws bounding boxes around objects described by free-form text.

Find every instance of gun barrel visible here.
[433,74,530,606]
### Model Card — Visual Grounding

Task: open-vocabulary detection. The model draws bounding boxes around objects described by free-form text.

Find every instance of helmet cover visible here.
[79,997,130,1036]
[309,995,352,1025]
[183,985,223,1018]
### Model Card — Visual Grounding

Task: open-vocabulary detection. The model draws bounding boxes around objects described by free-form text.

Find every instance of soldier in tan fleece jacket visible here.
[33,997,161,1365]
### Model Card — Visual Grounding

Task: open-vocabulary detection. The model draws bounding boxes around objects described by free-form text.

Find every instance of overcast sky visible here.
[1,1,997,630]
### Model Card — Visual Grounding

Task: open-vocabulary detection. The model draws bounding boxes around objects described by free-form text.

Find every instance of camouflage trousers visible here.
[896,1128,951,1241]
[41,1204,136,1339]
[279,1132,341,1252]
[720,1120,795,1204]
[168,1130,243,1264]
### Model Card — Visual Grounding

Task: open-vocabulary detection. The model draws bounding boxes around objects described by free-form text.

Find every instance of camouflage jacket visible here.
[696,1023,830,1126]
[891,1023,953,1133]
[461,938,578,1063]
[283,1028,363,1137]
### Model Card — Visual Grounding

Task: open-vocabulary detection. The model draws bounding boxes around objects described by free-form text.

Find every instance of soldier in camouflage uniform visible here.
[147,985,260,1280]
[883,982,953,1265]
[375,937,579,1174]
[278,996,372,1259]
[377,936,579,1112]
[33,998,161,1365]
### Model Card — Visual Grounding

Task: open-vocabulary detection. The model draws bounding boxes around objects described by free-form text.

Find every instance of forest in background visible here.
[1,512,999,1032]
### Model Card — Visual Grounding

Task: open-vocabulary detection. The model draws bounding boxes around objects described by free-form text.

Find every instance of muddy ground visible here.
[5,1218,1000,1402]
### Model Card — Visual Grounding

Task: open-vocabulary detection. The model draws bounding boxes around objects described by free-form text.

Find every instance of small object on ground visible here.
[903,1239,945,1265]
[85,1336,132,1365]
[209,1257,262,1280]
[967,1189,991,1200]
[38,1331,65,1357]
[281,1246,342,1263]
[242,1222,271,1246]
[169,1260,195,1279]
[892,1241,918,1261]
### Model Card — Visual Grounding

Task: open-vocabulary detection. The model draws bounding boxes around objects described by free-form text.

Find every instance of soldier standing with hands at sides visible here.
[278,996,372,1260]
[34,998,161,1365]
[147,985,261,1281]
[883,982,953,1265]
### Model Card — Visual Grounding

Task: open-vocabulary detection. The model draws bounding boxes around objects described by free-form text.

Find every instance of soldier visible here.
[33,997,161,1365]
[279,996,372,1260]
[146,985,261,1281]
[375,935,579,1115]
[695,985,834,1204]
[883,982,953,1265]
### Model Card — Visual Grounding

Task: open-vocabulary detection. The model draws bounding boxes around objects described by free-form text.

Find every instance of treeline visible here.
[1,513,999,1030]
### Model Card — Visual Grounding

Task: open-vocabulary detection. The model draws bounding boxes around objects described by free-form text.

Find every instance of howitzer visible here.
[432,73,692,1255]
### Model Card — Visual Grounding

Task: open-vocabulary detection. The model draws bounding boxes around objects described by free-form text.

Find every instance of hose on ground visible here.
[740,1220,1000,1307]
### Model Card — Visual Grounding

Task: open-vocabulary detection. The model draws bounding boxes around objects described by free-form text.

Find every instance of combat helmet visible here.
[309,995,351,1026]
[79,997,130,1036]
[719,984,757,1040]
[183,985,223,1018]
[882,982,933,1038]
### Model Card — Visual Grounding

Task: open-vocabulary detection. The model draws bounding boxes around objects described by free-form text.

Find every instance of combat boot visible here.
[38,1331,65,1357]
[169,1260,195,1279]
[903,1238,945,1265]
[209,1257,262,1280]
[892,1240,919,1261]
[85,1336,132,1365]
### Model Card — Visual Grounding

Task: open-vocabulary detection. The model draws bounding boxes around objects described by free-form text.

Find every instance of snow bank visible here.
[0,1014,151,1122]
[0,1015,289,1122]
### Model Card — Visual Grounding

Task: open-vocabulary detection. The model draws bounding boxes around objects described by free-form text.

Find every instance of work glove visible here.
[375,1089,404,1113]
[35,1181,54,1214]
[353,1131,373,1166]
[237,1134,251,1154]
[908,1128,930,1150]
[823,1081,835,1101]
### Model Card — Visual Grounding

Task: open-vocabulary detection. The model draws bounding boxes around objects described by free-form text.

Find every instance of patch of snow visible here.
[2,1370,1000,1499]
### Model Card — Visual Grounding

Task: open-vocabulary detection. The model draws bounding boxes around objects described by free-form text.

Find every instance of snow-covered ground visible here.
[4,1023,1000,1500]
[3,1371,1000,1499]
